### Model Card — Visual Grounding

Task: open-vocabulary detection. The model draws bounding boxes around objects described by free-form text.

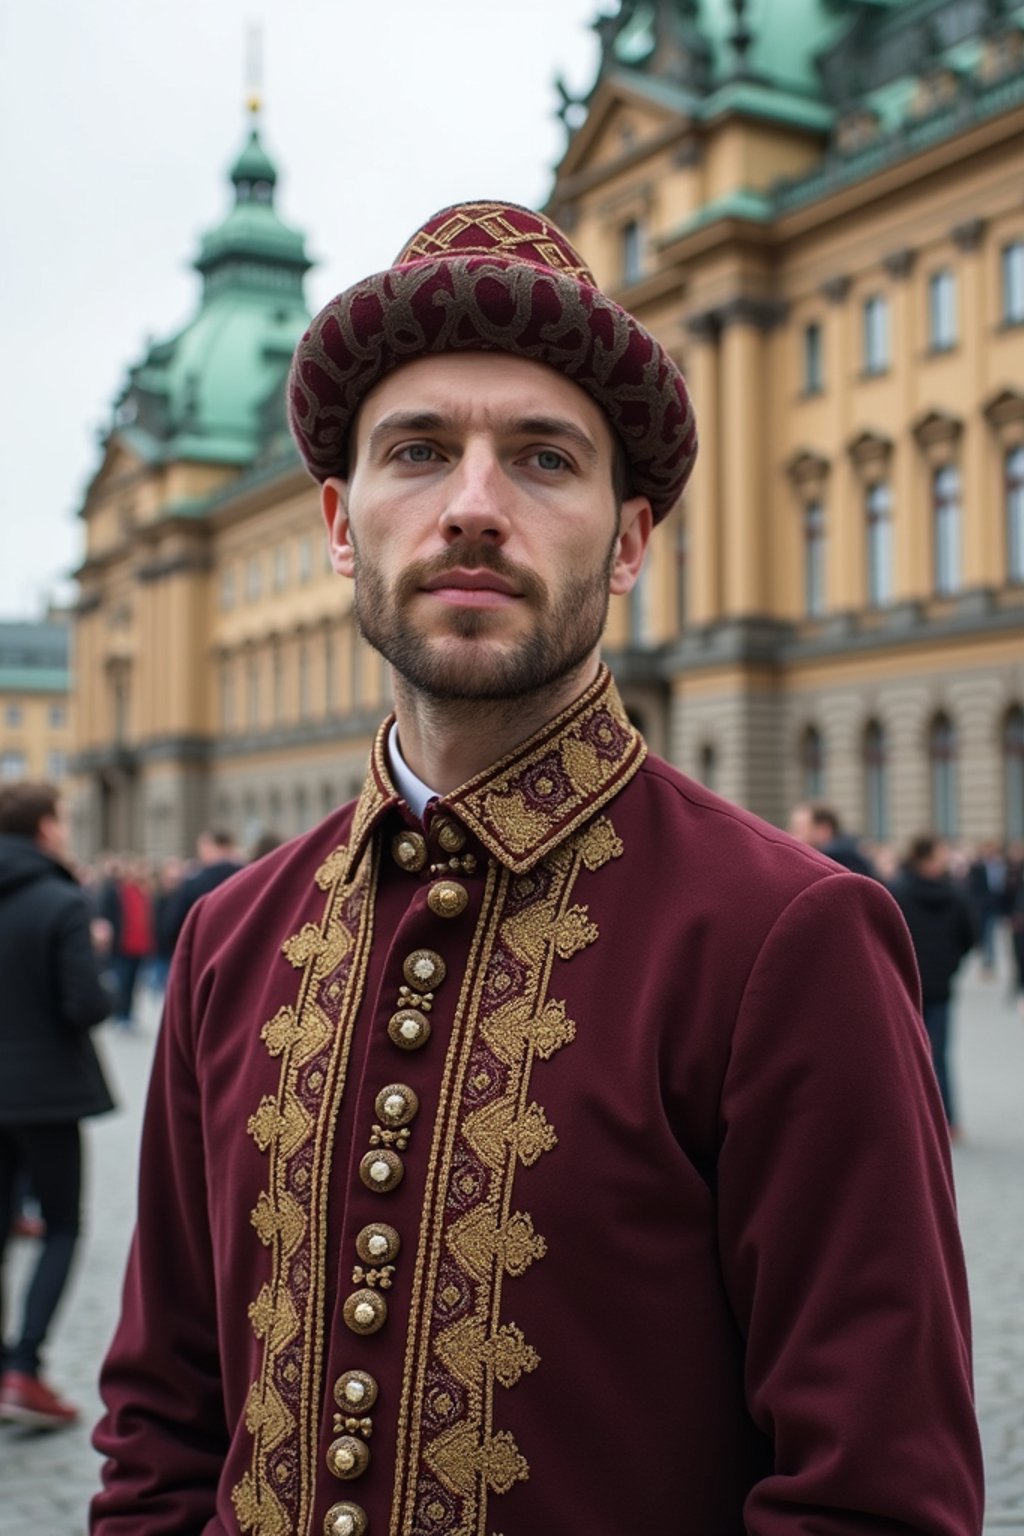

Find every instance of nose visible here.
[438,443,511,545]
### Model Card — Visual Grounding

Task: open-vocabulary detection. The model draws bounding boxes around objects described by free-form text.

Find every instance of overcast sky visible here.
[0,0,602,617]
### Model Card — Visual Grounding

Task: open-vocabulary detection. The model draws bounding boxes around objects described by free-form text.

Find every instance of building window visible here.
[621,219,644,286]
[929,713,958,838]
[298,638,310,721]
[220,660,234,730]
[803,501,827,616]
[49,704,66,728]
[272,644,284,723]
[246,555,262,602]
[933,465,961,595]
[220,567,235,610]
[800,725,826,799]
[863,294,889,374]
[294,784,309,835]
[324,628,335,713]
[273,545,289,592]
[1002,240,1024,324]
[863,720,889,842]
[1006,706,1024,840]
[928,269,957,351]
[674,516,688,630]
[628,562,654,647]
[1007,446,1024,582]
[351,621,363,708]
[47,750,67,780]
[298,536,313,583]
[866,481,893,607]
[802,322,824,394]
[698,743,718,792]
[4,703,22,727]
[246,657,259,728]
[0,750,26,781]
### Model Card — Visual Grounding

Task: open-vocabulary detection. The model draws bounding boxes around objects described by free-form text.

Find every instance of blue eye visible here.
[402,444,435,462]
[535,449,567,471]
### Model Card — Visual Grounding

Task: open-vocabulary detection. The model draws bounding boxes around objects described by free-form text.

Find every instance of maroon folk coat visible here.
[92,669,983,1536]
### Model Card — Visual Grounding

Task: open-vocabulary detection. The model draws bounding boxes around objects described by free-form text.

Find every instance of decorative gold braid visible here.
[232,842,379,1536]
[390,812,622,1534]
[395,204,596,284]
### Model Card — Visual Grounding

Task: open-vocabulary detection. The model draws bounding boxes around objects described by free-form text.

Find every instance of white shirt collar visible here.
[387,722,439,821]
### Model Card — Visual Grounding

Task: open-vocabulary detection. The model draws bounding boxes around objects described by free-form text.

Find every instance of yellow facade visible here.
[0,619,71,790]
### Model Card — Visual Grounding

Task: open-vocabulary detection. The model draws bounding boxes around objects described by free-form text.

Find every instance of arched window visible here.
[295,784,309,834]
[933,465,961,594]
[1007,446,1024,583]
[698,742,718,793]
[929,713,958,838]
[800,725,825,799]
[1005,705,1024,840]
[863,720,888,841]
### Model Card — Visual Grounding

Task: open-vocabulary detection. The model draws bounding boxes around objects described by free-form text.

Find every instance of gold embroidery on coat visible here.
[390,813,625,1536]
[232,842,378,1536]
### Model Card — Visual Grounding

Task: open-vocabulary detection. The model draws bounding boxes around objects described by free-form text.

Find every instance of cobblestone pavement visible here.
[2,957,1022,1533]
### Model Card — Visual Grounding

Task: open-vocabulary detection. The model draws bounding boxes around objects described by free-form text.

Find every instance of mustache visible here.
[391,545,548,605]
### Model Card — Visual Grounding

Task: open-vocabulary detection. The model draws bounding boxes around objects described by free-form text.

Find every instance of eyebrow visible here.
[365,410,600,464]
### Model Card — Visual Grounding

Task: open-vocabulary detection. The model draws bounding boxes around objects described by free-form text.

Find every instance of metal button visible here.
[355,1223,400,1265]
[324,1502,368,1536]
[392,830,427,872]
[343,1288,387,1335]
[334,1369,378,1412]
[327,1435,371,1481]
[402,949,446,990]
[434,817,466,854]
[388,1008,431,1050]
[427,881,468,919]
[375,1083,419,1127]
[359,1149,404,1194]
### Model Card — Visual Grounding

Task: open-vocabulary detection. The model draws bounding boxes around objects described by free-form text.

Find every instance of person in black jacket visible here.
[162,827,244,953]
[0,781,114,1428]
[890,835,978,1138]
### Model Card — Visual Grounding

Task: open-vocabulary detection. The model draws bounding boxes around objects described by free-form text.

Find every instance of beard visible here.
[351,534,617,703]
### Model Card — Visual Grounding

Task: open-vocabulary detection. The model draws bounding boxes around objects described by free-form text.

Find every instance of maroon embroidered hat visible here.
[287,200,697,523]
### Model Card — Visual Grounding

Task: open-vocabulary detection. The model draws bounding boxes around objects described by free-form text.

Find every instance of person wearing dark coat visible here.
[788,802,880,879]
[890,835,978,1135]
[163,828,244,953]
[0,782,114,1428]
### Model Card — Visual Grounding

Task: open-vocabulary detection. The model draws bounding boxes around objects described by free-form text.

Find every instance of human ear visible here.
[609,496,653,595]
[321,478,355,578]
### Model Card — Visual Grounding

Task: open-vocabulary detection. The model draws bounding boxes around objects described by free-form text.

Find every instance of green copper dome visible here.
[110,110,311,469]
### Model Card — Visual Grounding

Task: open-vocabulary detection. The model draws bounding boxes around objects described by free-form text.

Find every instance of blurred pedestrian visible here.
[966,840,1008,976]
[788,802,879,878]
[163,829,244,953]
[0,782,114,1428]
[95,856,153,1028]
[890,835,978,1137]
[149,855,185,997]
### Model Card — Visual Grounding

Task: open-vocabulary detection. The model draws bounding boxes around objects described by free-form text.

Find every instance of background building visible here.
[71,0,1024,856]
[0,616,71,787]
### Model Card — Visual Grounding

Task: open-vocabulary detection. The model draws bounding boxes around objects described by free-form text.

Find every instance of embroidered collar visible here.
[343,665,646,878]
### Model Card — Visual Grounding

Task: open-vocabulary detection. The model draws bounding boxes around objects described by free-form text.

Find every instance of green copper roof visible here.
[0,668,68,695]
[104,110,312,474]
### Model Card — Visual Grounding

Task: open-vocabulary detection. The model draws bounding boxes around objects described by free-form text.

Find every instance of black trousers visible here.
[0,1122,82,1375]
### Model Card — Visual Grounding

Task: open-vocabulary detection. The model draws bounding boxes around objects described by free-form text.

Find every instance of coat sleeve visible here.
[90,911,227,1534]
[716,872,984,1536]
[55,893,112,1029]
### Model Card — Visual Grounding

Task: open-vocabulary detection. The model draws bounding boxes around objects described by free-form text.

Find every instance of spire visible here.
[727,0,755,78]
[230,26,277,205]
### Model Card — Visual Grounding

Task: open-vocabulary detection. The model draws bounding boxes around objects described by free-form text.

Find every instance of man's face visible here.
[37,803,71,866]
[321,353,651,704]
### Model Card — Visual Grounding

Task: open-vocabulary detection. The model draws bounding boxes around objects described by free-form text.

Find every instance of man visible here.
[163,828,245,952]
[891,836,978,1137]
[0,782,114,1427]
[788,800,879,878]
[93,203,982,1535]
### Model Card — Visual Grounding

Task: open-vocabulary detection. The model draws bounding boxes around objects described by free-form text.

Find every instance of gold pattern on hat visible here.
[323,1501,368,1536]
[355,1223,400,1265]
[327,1435,371,1480]
[359,1149,404,1194]
[402,949,446,990]
[427,881,468,919]
[375,1083,419,1127]
[434,818,466,854]
[333,1370,379,1413]
[343,1288,388,1335]
[387,1008,431,1051]
[392,830,427,872]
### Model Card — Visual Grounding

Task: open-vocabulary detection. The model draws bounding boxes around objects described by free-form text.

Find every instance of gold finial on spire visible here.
[245,21,263,117]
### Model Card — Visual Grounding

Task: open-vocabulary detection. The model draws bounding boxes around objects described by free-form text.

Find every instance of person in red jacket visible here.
[92,202,983,1536]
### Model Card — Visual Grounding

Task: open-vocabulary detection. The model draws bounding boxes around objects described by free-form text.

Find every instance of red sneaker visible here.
[0,1370,79,1428]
